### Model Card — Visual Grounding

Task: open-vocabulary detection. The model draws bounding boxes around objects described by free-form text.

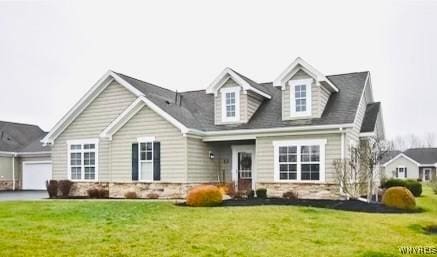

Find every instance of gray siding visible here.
[111,106,187,182]
[52,81,137,180]
[383,156,419,179]
[0,156,13,180]
[247,92,263,121]
[256,133,341,183]
[186,137,217,182]
[282,70,331,120]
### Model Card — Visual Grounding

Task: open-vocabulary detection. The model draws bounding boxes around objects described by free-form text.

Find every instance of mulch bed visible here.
[219,198,419,213]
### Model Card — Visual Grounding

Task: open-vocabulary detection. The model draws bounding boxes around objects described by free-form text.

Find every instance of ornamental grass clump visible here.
[186,185,223,207]
[382,186,416,210]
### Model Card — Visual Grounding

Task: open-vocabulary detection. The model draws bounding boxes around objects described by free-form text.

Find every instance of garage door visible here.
[22,162,52,190]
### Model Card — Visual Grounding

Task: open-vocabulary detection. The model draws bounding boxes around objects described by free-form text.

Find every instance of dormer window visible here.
[290,79,312,117]
[221,86,240,122]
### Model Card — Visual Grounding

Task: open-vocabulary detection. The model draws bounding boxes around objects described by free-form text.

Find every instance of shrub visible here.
[247,190,255,199]
[46,180,58,198]
[382,178,422,197]
[58,180,73,197]
[404,179,422,197]
[233,191,246,200]
[124,191,137,199]
[256,188,267,199]
[98,189,109,198]
[283,190,299,200]
[382,186,416,210]
[87,188,99,198]
[147,193,160,199]
[186,185,223,207]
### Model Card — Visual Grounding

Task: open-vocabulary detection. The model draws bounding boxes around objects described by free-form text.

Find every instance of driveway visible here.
[0,190,48,201]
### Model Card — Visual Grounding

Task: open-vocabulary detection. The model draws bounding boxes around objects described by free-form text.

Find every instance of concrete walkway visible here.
[0,190,48,201]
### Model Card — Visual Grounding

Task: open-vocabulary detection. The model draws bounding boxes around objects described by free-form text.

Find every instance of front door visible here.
[232,145,255,192]
[423,168,432,181]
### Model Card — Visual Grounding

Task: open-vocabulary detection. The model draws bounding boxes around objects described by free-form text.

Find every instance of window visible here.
[138,137,155,181]
[274,139,326,182]
[395,167,407,178]
[289,78,312,117]
[221,87,240,122]
[67,139,98,181]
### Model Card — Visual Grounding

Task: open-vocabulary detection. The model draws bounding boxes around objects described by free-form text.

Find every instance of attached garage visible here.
[22,161,52,190]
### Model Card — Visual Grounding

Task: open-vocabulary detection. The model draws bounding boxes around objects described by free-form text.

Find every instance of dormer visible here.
[206,68,271,125]
[274,57,339,120]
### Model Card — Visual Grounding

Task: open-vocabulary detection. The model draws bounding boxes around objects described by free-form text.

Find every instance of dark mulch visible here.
[219,198,421,213]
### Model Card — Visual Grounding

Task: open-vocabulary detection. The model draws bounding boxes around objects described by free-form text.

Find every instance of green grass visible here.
[0,188,436,257]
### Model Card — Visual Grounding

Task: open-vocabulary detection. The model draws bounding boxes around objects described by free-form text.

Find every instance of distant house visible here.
[382,148,437,181]
[0,121,51,190]
[42,57,385,199]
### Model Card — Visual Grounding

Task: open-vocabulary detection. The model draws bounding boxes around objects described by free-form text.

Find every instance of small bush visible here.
[58,180,73,197]
[256,188,267,199]
[233,191,246,199]
[98,189,109,198]
[46,180,58,198]
[382,178,422,197]
[382,186,416,210]
[87,188,99,198]
[430,179,437,194]
[186,185,223,207]
[247,190,255,199]
[147,193,160,199]
[283,190,299,200]
[124,191,137,199]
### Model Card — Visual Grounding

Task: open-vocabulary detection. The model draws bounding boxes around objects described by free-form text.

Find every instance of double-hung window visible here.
[221,87,240,122]
[289,78,312,117]
[138,137,154,181]
[395,167,407,178]
[68,139,98,181]
[274,139,326,182]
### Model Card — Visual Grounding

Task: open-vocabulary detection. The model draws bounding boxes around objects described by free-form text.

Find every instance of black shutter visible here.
[405,168,407,178]
[153,142,161,181]
[132,143,139,181]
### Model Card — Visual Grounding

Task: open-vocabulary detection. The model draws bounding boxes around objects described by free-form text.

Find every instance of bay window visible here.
[67,139,98,181]
[274,139,326,182]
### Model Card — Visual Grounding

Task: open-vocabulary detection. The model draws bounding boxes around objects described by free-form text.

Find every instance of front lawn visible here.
[0,188,436,257]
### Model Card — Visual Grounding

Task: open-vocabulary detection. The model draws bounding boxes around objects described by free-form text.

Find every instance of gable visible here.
[55,81,137,142]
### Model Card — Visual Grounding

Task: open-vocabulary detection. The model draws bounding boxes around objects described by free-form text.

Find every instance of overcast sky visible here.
[0,0,436,140]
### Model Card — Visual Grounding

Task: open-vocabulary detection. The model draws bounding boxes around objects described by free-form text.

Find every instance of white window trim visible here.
[221,86,240,123]
[137,136,156,182]
[289,78,313,118]
[67,138,99,181]
[273,139,326,183]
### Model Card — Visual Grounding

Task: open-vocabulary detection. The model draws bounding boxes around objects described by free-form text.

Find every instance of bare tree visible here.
[424,132,436,147]
[391,135,406,151]
[406,133,424,148]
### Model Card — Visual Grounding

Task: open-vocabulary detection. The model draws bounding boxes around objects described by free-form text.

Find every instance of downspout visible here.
[339,128,345,197]
[12,154,16,191]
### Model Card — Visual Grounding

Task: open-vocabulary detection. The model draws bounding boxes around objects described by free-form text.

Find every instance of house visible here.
[382,148,437,181]
[0,121,51,190]
[42,57,384,199]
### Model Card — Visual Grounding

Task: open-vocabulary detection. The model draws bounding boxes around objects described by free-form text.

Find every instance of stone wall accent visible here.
[256,182,342,200]
[0,180,21,191]
[69,182,204,199]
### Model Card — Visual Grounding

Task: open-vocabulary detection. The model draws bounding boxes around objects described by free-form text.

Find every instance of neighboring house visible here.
[42,57,384,199]
[382,148,437,181]
[0,121,51,190]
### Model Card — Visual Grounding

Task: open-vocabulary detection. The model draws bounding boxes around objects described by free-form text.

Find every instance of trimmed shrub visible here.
[58,180,73,197]
[124,191,137,199]
[256,188,267,199]
[283,190,299,200]
[147,193,160,199]
[247,190,255,199]
[98,189,109,198]
[186,185,223,207]
[382,186,416,210]
[382,178,422,197]
[46,180,58,198]
[404,179,422,197]
[87,188,99,198]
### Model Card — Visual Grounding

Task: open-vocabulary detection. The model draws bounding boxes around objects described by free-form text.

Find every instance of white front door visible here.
[22,162,52,190]
[231,145,255,191]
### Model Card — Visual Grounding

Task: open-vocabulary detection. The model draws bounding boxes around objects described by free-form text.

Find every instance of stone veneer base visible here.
[256,182,342,200]
[0,180,21,191]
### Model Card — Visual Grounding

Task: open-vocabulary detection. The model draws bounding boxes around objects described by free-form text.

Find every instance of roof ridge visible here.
[114,71,176,94]
[327,71,370,77]
[0,120,42,129]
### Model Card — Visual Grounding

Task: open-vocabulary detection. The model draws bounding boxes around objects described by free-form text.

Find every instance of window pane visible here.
[146,152,153,161]
[84,144,95,150]
[288,146,297,153]
[146,143,152,151]
[280,173,288,180]
[70,153,81,165]
[140,152,146,161]
[288,164,297,171]
[70,144,81,150]
[279,164,288,171]
[140,143,146,151]
[279,147,287,154]
[287,154,297,162]
[301,146,309,154]
[289,173,297,180]
[71,167,81,180]
[84,167,95,180]
[279,154,287,162]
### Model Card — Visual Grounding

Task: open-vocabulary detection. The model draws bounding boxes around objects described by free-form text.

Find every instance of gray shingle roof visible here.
[404,148,437,164]
[380,150,402,164]
[361,102,381,133]
[115,71,369,132]
[0,121,49,152]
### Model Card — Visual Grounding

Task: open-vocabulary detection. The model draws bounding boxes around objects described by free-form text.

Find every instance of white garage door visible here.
[22,162,52,190]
